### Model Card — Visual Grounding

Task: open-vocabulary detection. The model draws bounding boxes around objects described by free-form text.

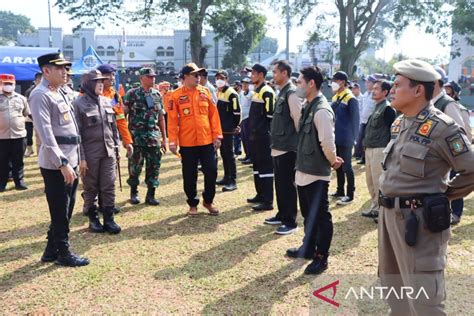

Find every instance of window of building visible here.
[63,45,73,59]
[96,45,105,56]
[166,46,174,57]
[156,46,165,57]
[107,46,115,56]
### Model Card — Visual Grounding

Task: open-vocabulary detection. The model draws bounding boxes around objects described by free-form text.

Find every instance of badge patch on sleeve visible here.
[446,133,469,156]
[415,119,437,138]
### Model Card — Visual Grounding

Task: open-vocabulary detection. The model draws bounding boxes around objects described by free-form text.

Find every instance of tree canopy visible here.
[209,7,266,69]
[0,11,36,45]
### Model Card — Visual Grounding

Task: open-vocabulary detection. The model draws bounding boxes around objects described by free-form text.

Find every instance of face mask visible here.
[249,84,255,92]
[177,81,182,87]
[215,79,226,88]
[295,87,307,99]
[331,82,340,92]
[2,85,14,93]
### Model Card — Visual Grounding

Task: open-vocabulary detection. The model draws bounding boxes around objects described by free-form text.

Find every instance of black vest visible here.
[248,83,275,139]
[296,95,333,176]
[434,94,454,113]
[217,86,239,133]
[271,82,297,151]
[363,99,393,148]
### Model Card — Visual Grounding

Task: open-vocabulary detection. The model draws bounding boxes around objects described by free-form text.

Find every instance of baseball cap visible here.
[181,63,205,75]
[139,67,157,76]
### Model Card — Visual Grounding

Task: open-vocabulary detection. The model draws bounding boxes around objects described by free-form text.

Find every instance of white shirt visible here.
[360,91,375,124]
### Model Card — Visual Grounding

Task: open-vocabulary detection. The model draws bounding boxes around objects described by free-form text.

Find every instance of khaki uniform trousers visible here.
[365,147,384,212]
[378,199,450,316]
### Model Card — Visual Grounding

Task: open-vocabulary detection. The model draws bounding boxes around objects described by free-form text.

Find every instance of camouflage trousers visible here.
[127,145,162,188]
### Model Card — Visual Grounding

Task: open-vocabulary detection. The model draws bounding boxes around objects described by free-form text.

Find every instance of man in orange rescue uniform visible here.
[168,63,223,216]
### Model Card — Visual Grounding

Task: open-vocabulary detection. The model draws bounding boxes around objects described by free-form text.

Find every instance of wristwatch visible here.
[60,157,69,168]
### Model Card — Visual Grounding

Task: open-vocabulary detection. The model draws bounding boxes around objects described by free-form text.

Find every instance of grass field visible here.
[0,151,472,314]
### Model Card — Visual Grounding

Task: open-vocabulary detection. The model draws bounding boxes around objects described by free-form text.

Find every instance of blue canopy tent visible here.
[0,46,59,81]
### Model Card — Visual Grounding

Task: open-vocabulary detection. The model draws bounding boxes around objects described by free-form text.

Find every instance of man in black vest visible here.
[361,80,396,220]
[286,66,343,275]
[265,60,301,235]
[245,64,276,211]
[215,70,241,192]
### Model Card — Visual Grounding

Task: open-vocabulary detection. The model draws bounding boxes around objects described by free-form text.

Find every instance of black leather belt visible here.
[55,135,81,145]
[378,191,425,209]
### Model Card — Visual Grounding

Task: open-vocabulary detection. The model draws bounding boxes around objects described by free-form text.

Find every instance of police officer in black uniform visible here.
[245,64,276,211]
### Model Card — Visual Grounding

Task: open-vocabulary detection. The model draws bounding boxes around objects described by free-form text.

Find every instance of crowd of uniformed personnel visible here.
[1,50,473,315]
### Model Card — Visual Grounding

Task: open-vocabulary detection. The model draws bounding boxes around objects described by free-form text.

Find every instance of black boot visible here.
[14,180,28,190]
[55,250,90,267]
[103,207,121,234]
[41,241,59,262]
[304,253,328,275]
[216,177,229,186]
[88,206,104,233]
[145,187,160,205]
[130,186,140,204]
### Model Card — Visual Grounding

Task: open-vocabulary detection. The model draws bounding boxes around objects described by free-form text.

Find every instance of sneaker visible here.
[264,216,282,225]
[336,196,354,205]
[361,209,378,218]
[286,247,315,260]
[304,254,328,275]
[275,225,297,235]
[451,214,461,226]
[330,191,345,199]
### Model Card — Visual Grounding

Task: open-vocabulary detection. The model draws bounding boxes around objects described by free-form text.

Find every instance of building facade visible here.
[17,27,227,72]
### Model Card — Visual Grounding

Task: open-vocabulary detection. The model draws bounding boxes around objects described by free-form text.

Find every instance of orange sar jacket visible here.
[102,86,133,146]
[168,85,223,147]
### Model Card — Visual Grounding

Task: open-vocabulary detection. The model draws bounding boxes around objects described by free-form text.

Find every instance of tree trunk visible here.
[339,43,359,77]
[188,10,205,66]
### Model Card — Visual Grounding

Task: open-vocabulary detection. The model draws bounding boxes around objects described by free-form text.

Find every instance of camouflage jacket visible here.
[124,87,164,147]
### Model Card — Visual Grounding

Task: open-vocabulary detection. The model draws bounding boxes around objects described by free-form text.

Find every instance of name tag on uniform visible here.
[179,95,189,104]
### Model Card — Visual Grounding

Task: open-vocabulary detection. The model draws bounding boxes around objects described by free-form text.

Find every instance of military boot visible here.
[87,206,104,233]
[145,187,160,205]
[41,240,59,263]
[130,186,140,205]
[103,207,121,234]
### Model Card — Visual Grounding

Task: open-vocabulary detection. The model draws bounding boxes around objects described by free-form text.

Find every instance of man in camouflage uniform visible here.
[124,68,167,206]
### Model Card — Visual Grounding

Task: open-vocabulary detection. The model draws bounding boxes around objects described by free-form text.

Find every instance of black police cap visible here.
[37,52,72,68]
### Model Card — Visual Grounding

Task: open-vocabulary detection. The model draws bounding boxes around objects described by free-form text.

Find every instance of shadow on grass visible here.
[201,261,309,314]
[0,261,60,294]
[154,224,277,280]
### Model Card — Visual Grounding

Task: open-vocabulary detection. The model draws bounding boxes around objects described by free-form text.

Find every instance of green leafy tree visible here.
[0,11,36,45]
[251,36,278,55]
[285,0,460,77]
[451,0,474,45]
[209,7,266,69]
[55,0,251,66]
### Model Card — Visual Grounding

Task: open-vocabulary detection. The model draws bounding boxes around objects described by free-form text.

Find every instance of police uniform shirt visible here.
[0,92,30,139]
[380,104,474,201]
[29,78,80,169]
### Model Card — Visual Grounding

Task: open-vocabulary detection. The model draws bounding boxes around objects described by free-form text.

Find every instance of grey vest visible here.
[363,99,392,148]
[270,82,297,151]
[296,96,333,176]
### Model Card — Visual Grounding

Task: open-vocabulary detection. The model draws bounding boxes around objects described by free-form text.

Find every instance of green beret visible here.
[393,59,441,82]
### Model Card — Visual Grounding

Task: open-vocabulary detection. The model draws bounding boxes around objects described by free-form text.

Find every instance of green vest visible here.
[271,82,297,151]
[363,99,393,148]
[296,95,333,176]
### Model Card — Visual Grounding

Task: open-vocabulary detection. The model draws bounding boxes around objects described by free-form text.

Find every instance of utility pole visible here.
[48,0,53,48]
[285,0,290,60]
